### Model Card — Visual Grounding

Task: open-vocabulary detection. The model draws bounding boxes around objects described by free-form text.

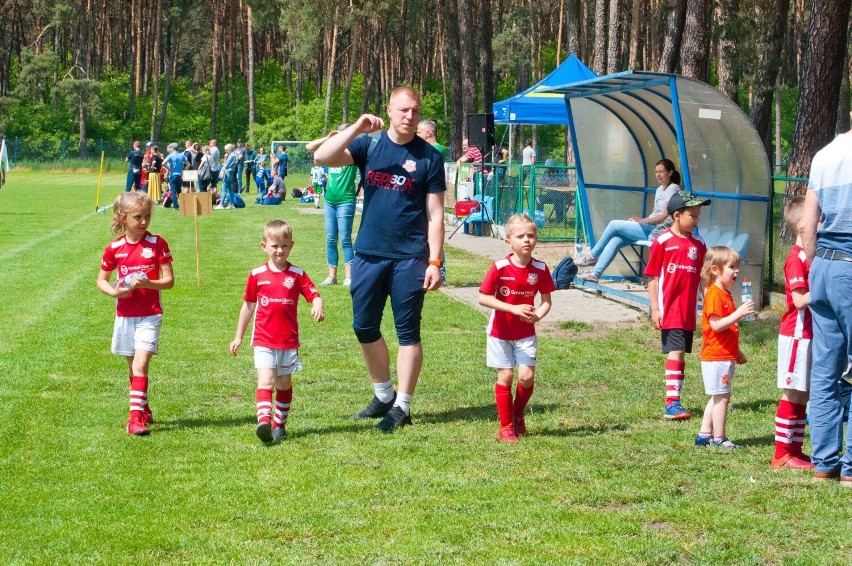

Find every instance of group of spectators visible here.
[125,139,290,210]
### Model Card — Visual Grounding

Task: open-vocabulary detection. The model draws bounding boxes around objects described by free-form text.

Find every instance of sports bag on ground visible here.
[552,257,578,289]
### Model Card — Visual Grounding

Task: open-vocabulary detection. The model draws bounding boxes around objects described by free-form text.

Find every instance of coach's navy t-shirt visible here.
[349,132,445,259]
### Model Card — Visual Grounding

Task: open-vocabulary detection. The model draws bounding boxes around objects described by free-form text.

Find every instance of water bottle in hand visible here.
[741,279,755,321]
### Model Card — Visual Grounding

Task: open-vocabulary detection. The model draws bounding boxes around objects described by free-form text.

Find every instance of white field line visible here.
[0,205,111,262]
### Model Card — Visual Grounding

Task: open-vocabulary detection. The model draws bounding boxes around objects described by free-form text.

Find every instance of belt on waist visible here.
[816,248,852,262]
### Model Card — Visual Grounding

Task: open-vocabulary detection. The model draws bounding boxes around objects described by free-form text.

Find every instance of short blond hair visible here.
[784,195,805,233]
[701,246,740,287]
[110,191,153,234]
[264,220,293,242]
[504,213,537,236]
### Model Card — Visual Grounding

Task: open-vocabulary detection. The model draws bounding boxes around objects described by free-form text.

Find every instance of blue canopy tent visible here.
[542,70,772,304]
[493,54,598,125]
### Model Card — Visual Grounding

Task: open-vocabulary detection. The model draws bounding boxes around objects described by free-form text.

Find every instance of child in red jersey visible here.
[478,213,554,442]
[229,220,324,444]
[645,191,710,421]
[771,196,815,469]
[96,191,174,436]
[694,246,754,449]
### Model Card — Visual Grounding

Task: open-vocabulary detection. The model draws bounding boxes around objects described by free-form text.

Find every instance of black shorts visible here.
[661,329,693,354]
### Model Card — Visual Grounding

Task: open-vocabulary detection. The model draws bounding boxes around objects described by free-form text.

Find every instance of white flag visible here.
[0,137,8,172]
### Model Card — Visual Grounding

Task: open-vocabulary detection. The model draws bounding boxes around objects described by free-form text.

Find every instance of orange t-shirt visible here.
[701,284,739,361]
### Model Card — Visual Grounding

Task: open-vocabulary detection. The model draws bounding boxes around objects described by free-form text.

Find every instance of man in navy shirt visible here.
[314,86,446,432]
[125,140,144,192]
[275,145,288,180]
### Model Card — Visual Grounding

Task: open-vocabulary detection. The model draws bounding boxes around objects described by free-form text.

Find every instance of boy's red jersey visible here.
[101,232,173,317]
[701,285,739,361]
[479,255,555,340]
[644,230,706,330]
[243,262,319,349]
[779,245,812,339]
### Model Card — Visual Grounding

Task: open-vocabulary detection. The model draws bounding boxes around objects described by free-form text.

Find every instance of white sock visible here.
[394,392,413,415]
[373,380,394,403]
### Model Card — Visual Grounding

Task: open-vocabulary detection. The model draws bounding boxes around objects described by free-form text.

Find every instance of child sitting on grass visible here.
[478,213,554,442]
[694,246,754,449]
[229,220,324,444]
[771,195,815,469]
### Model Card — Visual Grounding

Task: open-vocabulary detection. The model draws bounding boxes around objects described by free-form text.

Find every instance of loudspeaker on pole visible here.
[467,113,495,147]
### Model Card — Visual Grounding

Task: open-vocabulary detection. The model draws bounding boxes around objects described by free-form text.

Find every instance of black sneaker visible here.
[351,393,396,420]
[255,422,273,444]
[376,406,411,432]
[271,425,287,443]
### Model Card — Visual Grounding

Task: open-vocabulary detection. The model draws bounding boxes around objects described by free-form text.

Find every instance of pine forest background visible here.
[0,0,850,189]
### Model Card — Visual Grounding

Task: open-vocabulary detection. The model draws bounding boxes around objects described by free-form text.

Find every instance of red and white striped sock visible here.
[495,384,513,427]
[273,388,292,428]
[256,389,273,424]
[665,359,685,407]
[513,382,534,416]
[774,399,804,459]
[790,402,808,457]
[129,375,148,417]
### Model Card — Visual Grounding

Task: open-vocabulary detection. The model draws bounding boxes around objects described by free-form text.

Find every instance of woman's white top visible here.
[652,183,680,217]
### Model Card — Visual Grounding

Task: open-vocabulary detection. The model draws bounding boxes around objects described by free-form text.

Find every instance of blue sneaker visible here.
[695,433,713,446]
[665,401,692,420]
[711,437,739,449]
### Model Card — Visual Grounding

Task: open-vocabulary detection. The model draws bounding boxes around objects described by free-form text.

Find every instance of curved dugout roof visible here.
[545,71,772,301]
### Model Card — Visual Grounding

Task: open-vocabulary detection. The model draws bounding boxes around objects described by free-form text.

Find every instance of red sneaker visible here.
[498,424,518,443]
[771,454,814,469]
[513,415,527,437]
[142,404,153,425]
[126,414,150,436]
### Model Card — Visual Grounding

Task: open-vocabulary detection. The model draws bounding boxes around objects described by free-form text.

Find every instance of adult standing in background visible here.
[244,144,256,194]
[801,127,852,486]
[208,139,221,190]
[234,140,246,194]
[306,124,359,288]
[416,120,446,160]
[197,145,213,192]
[164,143,186,210]
[275,145,289,182]
[125,140,143,192]
[183,140,197,192]
[522,140,536,166]
[144,146,164,203]
[314,86,445,433]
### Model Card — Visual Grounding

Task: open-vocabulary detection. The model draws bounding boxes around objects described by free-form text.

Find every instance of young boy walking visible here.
[230,220,324,444]
[478,213,554,442]
[645,191,711,420]
[772,196,815,469]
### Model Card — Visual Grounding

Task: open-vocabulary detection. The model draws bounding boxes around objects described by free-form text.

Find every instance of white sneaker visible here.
[226,203,235,209]
[342,278,351,288]
[214,205,225,210]
[577,272,600,283]
[575,253,596,267]
[320,276,337,286]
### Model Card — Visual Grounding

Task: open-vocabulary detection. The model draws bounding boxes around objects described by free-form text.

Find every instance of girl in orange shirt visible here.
[696,246,755,449]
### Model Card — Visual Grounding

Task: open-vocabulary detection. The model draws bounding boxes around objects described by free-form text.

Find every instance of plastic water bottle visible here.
[741,279,754,321]
[115,272,147,290]
[575,242,584,260]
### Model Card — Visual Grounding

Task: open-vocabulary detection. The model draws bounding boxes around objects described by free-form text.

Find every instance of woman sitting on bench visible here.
[576,159,680,283]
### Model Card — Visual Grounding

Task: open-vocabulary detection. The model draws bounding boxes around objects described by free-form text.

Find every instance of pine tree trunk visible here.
[606,0,622,74]
[593,0,608,74]
[716,0,739,101]
[629,0,644,68]
[786,0,852,197]
[342,29,358,126]
[565,0,581,55]
[457,0,478,130]
[836,12,852,134]
[680,0,710,81]
[149,0,161,141]
[749,0,791,160]
[323,8,339,132]
[443,0,464,157]
[246,1,255,135]
[478,0,494,114]
[658,0,685,72]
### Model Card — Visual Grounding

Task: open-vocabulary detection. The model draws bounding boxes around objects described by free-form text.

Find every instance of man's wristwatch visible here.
[428,259,442,268]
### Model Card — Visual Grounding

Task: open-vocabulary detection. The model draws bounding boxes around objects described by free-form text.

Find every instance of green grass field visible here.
[0,171,849,564]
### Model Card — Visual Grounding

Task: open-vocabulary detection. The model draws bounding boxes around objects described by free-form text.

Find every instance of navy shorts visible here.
[350,254,426,345]
[661,329,694,354]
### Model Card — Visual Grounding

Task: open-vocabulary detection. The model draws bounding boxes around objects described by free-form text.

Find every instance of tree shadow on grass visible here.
[733,434,775,448]
[535,422,629,437]
[154,416,255,431]
[731,399,778,412]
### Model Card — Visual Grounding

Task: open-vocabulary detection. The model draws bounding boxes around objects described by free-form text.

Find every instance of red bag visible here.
[455,199,480,218]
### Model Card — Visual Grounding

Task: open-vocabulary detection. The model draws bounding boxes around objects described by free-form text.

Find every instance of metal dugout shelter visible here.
[545,70,772,304]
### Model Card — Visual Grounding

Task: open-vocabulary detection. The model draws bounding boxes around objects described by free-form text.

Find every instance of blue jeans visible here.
[126,169,141,192]
[589,220,653,277]
[808,255,852,476]
[168,174,182,209]
[236,164,244,192]
[222,172,237,206]
[324,201,356,268]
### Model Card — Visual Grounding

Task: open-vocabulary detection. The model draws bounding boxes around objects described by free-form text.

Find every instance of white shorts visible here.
[701,360,736,395]
[777,335,811,392]
[254,347,303,376]
[486,335,537,369]
[111,314,162,356]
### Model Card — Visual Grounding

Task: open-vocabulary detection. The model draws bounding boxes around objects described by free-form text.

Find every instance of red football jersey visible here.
[243,262,319,349]
[701,285,739,361]
[479,255,555,340]
[644,230,706,330]
[101,232,173,317]
[779,245,812,339]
